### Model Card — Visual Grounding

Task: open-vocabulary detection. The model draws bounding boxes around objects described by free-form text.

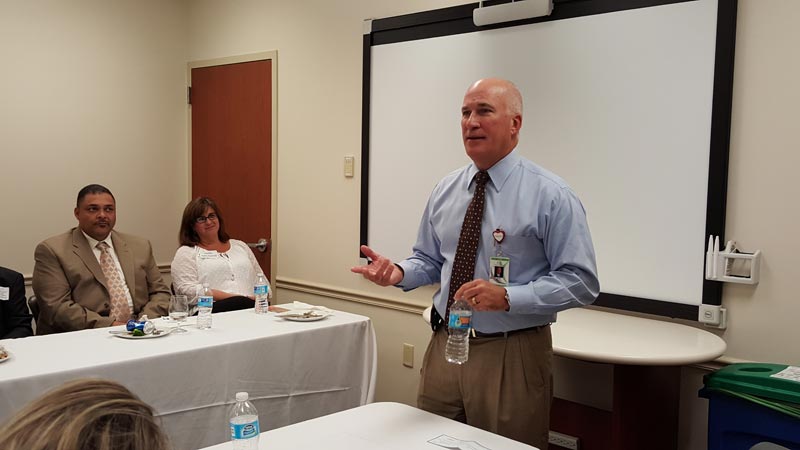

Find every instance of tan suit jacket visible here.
[33,228,170,334]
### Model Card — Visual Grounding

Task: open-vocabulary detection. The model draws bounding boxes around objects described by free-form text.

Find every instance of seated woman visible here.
[0,378,171,450]
[171,197,269,313]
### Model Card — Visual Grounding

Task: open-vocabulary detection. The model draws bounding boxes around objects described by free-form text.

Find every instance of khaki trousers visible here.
[417,325,553,449]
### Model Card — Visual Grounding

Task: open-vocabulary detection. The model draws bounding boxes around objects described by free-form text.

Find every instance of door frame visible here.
[186,51,278,285]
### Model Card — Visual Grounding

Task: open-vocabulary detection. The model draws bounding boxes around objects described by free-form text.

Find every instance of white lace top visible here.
[170,239,266,303]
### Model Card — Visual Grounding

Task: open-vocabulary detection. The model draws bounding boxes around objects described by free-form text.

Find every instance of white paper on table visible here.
[428,434,492,450]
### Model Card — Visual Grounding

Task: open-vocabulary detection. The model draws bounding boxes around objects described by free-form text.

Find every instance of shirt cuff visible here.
[394,260,425,291]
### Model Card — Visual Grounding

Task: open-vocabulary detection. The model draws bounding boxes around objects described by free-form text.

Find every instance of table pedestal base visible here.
[551,364,682,450]
[612,365,681,450]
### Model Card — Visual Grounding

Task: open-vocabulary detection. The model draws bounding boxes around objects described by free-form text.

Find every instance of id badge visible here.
[489,256,510,285]
[198,249,218,260]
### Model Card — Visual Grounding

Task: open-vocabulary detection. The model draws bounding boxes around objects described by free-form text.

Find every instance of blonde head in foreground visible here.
[0,378,171,450]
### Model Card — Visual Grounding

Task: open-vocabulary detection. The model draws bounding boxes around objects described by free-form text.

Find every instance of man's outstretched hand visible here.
[350,245,403,287]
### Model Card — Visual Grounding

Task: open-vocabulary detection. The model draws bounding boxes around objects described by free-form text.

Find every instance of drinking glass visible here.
[169,295,189,333]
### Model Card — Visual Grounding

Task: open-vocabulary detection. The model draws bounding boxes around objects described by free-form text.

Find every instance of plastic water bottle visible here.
[444,298,472,364]
[230,391,260,450]
[197,283,213,329]
[254,272,271,314]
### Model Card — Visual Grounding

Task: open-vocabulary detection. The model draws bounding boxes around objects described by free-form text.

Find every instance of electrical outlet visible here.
[549,431,579,450]
[698,304,727,329]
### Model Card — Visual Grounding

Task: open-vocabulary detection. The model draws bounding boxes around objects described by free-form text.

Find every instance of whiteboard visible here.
[362,0,735,318]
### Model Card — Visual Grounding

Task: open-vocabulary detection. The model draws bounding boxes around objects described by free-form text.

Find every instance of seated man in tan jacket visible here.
[33,184,170,334]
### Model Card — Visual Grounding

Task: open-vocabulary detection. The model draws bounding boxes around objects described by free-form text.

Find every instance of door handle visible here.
[247,238,269,253]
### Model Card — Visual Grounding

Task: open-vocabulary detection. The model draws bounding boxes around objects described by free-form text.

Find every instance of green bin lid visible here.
[704,363,800,405]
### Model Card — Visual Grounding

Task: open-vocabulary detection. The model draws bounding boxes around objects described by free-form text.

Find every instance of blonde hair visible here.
[0,378,171,450]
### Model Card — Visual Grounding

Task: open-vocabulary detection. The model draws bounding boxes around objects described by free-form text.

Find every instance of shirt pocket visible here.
[495,234,547,281]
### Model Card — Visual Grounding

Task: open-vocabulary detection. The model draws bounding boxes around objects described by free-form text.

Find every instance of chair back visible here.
[28,294,40,321]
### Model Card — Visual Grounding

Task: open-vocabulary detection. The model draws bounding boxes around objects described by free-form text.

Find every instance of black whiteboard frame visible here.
[360,0,737,320]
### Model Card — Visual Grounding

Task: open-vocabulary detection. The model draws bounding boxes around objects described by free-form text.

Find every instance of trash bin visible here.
[699,363,800,450]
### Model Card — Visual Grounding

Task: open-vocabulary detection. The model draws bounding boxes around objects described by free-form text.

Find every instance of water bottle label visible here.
[254,285,268,296]
[230,420,260,440]
[198,295,213,308]
[448,312,471,329]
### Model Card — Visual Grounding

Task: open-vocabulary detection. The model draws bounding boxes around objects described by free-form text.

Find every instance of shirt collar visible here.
[466,149,520,193]
[82,230,114,252]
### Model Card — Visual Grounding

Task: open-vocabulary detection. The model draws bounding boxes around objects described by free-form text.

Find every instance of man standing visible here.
[33,184,170,334]
[352,78,599,448]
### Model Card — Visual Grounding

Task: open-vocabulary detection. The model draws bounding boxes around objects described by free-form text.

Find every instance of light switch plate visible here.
[344,155,355,178]
[403,343,414,368]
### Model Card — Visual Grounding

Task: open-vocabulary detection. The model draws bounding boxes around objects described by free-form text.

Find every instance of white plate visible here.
[111,328,173,339]
[277,311,330,322]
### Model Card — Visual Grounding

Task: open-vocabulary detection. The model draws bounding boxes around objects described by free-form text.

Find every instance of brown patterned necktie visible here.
[96,241,132,322]
[444,170,490,326]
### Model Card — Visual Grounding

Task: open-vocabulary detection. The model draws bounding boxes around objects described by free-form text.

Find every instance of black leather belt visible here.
[430,306,550,337]
[470,324,549,339]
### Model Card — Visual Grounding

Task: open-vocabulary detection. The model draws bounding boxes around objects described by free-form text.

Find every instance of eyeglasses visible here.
[195,213,218,224]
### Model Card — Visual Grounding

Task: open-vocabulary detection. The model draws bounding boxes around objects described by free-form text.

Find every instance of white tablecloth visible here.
[0,309,376,450]
[201,402,538,450]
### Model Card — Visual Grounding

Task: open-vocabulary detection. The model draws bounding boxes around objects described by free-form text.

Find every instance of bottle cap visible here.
[236,392,249,401]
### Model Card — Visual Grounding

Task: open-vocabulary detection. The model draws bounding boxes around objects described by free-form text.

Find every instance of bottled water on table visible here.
[445,298,473,364]
[254,272,271,314]
[197,283,213,329]
[230,391,260,450]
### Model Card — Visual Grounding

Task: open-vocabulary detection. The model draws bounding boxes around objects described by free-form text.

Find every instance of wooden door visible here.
[190,59,272,276]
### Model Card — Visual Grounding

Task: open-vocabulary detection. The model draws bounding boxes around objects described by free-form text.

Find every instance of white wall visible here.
[185,2,800,449]
[721,0,800,363]
[0,0,189,270]
[2,1,798,449]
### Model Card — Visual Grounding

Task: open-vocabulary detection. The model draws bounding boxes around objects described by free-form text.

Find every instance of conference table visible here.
[201,402,538,450]
[0,309,377,450]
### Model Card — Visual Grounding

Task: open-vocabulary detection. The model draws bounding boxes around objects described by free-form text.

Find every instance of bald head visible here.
[466,78,523,117]
[461,78,524,170]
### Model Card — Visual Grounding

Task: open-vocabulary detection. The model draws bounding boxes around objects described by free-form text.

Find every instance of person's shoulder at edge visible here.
[0,266,22,281]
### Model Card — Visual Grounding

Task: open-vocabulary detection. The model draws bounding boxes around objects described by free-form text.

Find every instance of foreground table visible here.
[202,402,538,449]
[0,309,376,450]
[551,307,727,450]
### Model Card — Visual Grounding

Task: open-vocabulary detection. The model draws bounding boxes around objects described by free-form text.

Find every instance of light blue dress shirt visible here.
[396,150,599,333]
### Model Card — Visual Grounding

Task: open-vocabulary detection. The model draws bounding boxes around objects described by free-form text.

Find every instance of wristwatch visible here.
[503,289,511,311]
